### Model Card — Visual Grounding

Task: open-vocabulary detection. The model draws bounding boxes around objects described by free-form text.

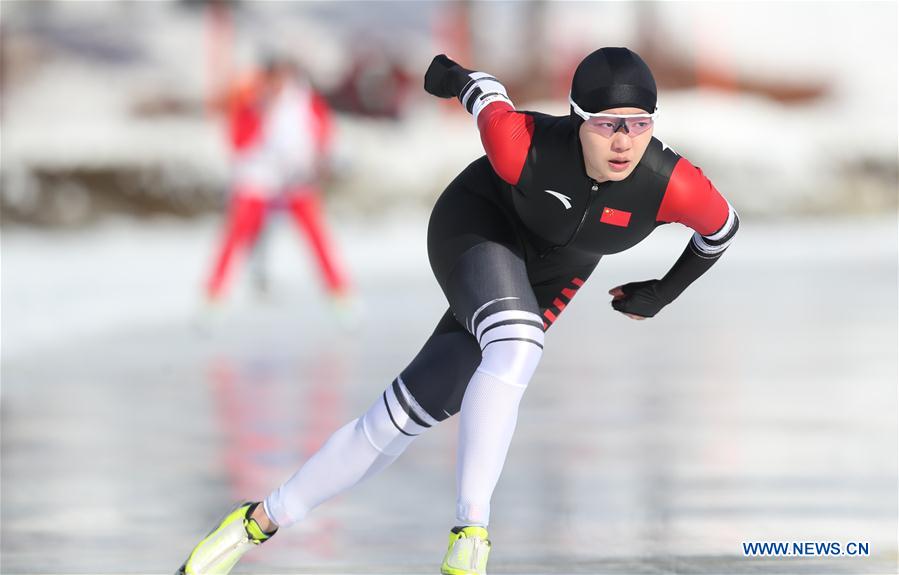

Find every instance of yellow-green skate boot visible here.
[440,525,491,575]
[176,501,275,574]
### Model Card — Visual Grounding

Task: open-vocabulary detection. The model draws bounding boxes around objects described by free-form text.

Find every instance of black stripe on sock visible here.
[481,337,544,351]
[470,299,528,335]
[391,379,430,428]
[383,392,418,437]
[478,319,546,345]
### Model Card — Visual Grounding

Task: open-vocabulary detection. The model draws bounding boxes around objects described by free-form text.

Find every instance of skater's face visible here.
[579,107,654,183]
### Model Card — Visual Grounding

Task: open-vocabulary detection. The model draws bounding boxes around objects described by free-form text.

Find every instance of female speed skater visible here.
[177,47,739,575]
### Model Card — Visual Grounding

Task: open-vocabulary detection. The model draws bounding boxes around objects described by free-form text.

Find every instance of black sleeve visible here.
[656,210,741,304]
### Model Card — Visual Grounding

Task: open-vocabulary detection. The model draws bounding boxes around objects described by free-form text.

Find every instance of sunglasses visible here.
[570,95,657,138]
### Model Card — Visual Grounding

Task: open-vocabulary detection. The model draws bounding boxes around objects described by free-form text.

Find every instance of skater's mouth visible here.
[608,158,631,171]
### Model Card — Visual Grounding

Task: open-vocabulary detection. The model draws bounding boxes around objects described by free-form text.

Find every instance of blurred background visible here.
[1,1,896,574]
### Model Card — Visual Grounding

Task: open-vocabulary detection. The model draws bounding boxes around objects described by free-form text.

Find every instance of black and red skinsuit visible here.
[396,93,739,426]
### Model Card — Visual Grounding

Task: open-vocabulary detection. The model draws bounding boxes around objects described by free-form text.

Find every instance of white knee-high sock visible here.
[456,310,544,527]
[264,378,436,527]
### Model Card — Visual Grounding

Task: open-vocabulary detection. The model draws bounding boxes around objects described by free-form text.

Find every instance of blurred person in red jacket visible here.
[205,56,352,312]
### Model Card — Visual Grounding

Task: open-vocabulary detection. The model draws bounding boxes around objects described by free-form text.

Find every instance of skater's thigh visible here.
[401,241,548,422]
[427,160,539,332]
[442,240,541,336]
[400,309,481,422]
[403,245,554,421]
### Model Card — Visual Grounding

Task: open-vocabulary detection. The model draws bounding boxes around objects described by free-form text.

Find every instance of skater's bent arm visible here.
[423,54,532,185]
[476,102,533,185]
[610,159,739,319]
[655,158,740,303]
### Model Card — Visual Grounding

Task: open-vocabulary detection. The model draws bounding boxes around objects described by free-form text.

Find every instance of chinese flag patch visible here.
[600,207,631,227]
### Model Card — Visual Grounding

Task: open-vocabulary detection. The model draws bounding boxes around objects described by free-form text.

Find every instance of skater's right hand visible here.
[424,54,475,99]
[609,280,669,319]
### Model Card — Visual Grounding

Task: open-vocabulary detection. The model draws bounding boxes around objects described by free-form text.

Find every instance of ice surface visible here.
[1,214,896,573]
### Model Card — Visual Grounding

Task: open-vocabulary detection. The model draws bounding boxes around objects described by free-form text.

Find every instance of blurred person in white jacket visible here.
[205,56,352,310]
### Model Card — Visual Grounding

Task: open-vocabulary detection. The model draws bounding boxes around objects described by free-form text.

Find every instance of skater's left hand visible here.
[609,280,669,320]
[423,54,475,99]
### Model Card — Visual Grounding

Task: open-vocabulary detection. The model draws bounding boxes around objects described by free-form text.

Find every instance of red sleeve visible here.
[476,101,534,186]
[229,100,261,151]
[227,77,263,152]
[657,158,729,236]
[310,91,332,157]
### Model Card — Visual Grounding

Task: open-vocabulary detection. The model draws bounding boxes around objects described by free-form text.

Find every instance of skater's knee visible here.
[474,310,545,385]
[361,378,438,456]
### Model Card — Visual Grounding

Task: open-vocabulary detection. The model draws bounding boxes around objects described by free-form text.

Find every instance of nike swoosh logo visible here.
[544,190,572,210]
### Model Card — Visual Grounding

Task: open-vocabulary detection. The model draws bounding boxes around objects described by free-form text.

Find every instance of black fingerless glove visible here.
[423,54,475,99]
[611,280,672,318]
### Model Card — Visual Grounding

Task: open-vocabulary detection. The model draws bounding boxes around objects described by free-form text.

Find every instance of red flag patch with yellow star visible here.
[600,207,631,227]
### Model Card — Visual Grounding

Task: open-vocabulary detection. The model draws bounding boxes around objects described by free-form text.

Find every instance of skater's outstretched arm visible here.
[610,158,740,319]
